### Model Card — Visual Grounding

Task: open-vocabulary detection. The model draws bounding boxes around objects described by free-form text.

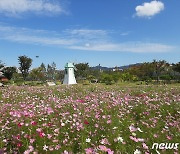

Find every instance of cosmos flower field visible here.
[0,84,179,154]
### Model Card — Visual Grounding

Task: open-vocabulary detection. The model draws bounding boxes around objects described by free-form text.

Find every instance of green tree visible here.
[121,72,132,81]
[172,62,180,73]
[75,63,89,79]
[40,63,46,72]
[40,63,47,80]
[2,67,17,80]
[12,73,23,82]
[100,73,113,85]
[18,55,32,80]
[29,67,45,81]
[127,62,154,81]
[152,60,169,83]
[47,62,56,81]
[112,73,120,83]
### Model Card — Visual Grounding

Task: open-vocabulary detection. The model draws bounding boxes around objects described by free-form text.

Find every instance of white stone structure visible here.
[47,82,56,86]
[63,63,77,85]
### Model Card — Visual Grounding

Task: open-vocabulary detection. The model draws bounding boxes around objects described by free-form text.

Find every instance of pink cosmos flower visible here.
[129,125,137,132]
[76,99,85,103]
[95,114,100,119]
[102,115,106,119]
[166,135,172,140]
[107,120,112,124]
[47,134,52,139]
[17,123,22,127]
[142,143,149,150]
[138,138,145,142]
[29,146,34,152]
[95,124,99,128]
[153,134,158,138]
[17,142,22,147]
[85,148,93,154]
[129,136,138,142]
[16,134,21,140]
[31,121,37,126]
[24,150,31,154]
[99,145,108,152]
[55,145,61,150]
[36,128,42,132]
[54,128,60,133]
[100,138,109,145]
[39,132,45,138]
[84,120,89,125]
[107,149,114,154]
[30,139,35,144]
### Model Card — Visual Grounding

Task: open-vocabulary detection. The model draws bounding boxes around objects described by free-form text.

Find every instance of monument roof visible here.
[65,63,75,68]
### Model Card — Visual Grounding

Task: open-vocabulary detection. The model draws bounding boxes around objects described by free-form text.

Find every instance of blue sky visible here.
[0,0,179,69]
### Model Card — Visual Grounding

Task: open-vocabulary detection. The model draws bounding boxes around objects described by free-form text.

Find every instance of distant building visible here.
[112,66,123,72]
[63,63,77,85]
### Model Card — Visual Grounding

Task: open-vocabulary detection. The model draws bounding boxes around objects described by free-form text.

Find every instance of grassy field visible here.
[0,83,179,154]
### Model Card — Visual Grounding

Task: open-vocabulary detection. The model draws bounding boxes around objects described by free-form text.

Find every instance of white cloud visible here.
[0,24,175,53]
[64,29,108,41]
[0,25,76,45]
[66,29,107,36]
[0,0,64,16]
[135,1,164,18]
[120,32,130,36]
[4,35,76,45]
[69,42,174,53]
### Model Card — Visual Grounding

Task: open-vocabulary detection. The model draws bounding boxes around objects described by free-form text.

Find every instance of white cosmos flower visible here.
[134,149,141,154]
[86,138,91,143]
[117,136,124,143]
[61,123,65,126]
[43,145,48,151]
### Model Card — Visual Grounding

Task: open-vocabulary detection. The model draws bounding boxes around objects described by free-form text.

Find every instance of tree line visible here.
[0,55,180,85]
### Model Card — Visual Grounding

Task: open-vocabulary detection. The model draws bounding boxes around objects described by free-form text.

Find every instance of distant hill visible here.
[119,63,142,70]
[90,65,112,71]
[90,63,142,71]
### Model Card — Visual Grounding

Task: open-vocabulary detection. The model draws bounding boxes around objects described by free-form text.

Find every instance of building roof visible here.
[64,63,75,68]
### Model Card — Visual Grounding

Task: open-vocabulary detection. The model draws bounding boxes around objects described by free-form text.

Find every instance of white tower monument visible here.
[63,63,77,85]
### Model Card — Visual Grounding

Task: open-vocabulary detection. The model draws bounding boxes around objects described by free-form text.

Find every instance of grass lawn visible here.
[0,83,179,153]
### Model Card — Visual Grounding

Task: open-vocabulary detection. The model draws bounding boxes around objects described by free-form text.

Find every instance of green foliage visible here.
[121,72,132,81]
[40,63,46,72]
[47,62,56,81]
[124,60,179,83]
[172,62,180,73]
[12,73,23,82]
[112,73,120,83]
[18,55,32,80]
[160,74,172,81]
[101,73,114,85]
[82,80,90,85]
[25,81,44,86]
[2,59,180,84]
[75,63,89,79]
[152,60,169,83]
[29,67,45,81]
[2,67,17,80]
[87,75,95,81]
